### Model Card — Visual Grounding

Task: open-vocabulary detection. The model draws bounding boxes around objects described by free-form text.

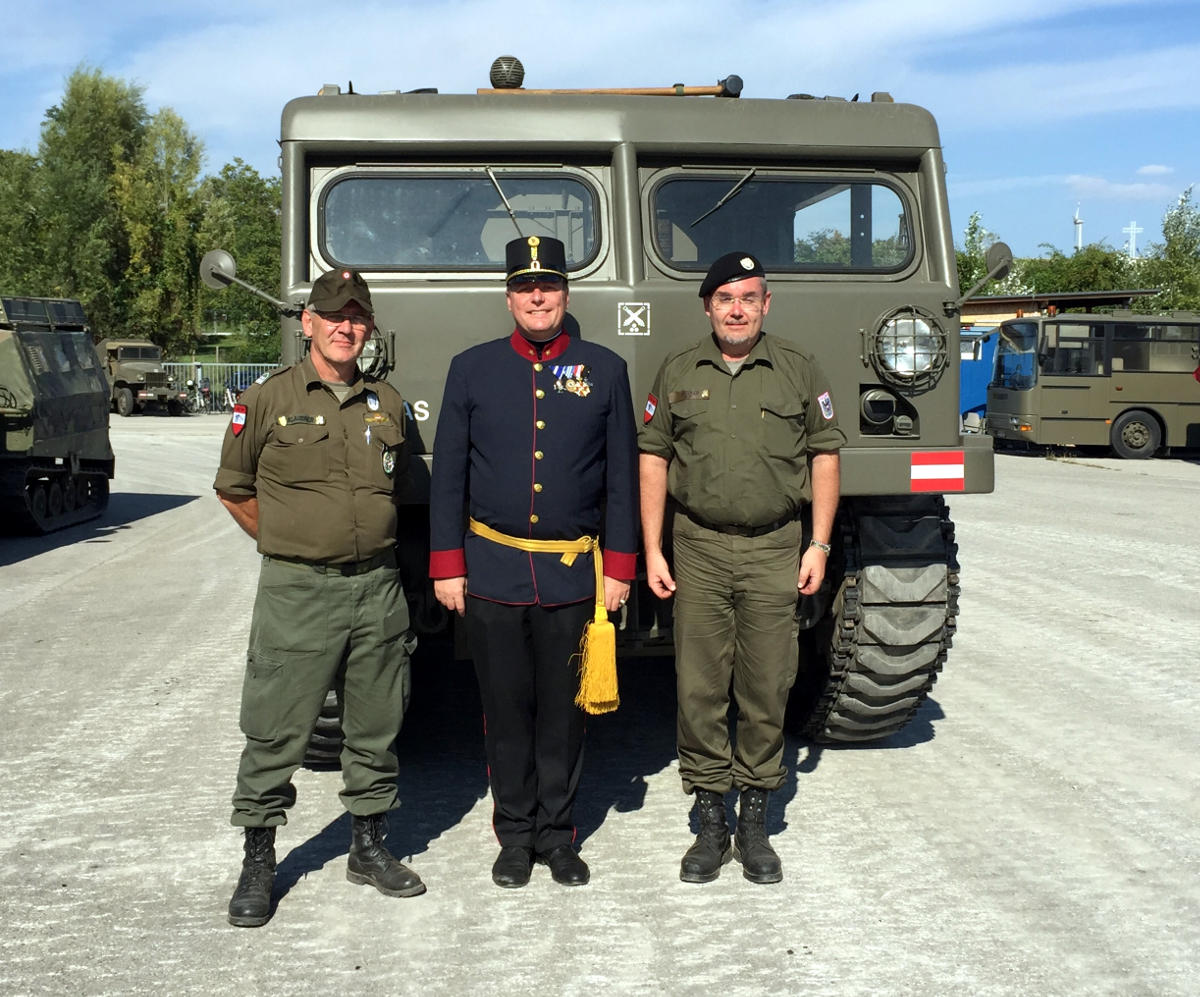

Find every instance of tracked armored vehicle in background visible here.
[0,297,115,533]
[204,57,1012,747]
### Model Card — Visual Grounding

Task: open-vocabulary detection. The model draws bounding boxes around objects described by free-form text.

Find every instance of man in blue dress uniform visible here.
[429,235,638,888]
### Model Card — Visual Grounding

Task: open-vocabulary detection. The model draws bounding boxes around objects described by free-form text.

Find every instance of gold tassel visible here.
[574,604,619,715]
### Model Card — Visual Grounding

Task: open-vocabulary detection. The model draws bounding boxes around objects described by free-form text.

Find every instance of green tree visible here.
[113,107,205,353]
[32,67,148,337]
[0,150,40,289]
[1141,186,1200,311]
[1023,243,1132,295]
[956,211,994,291]
[195,160,281,362]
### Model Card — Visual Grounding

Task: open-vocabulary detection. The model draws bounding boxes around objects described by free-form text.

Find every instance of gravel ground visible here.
[1,415,1197,997]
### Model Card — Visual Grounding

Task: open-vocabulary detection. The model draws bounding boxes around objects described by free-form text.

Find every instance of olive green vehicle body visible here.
[0,297,115,533]
[98,338,189,416]
[216,73,994,745]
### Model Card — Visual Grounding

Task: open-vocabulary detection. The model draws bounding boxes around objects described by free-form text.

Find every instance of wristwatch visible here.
[808,539,832,555]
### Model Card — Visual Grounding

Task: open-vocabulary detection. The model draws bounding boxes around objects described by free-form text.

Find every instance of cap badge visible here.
[528,236,540,247]
[740,257,754,270]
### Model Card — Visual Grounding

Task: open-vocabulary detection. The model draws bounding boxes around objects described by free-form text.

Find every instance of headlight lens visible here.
[870,306,947,393]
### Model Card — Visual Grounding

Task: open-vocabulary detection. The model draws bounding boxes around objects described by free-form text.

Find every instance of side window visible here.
[319,171,601,272]
[1042,323,1104,375]
[651,174,912,273]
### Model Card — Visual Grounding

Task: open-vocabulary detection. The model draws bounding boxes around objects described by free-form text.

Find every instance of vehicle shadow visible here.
[0,493,198,565]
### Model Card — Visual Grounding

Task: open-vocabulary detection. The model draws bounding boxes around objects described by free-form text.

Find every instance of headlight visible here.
[869,306,947,393]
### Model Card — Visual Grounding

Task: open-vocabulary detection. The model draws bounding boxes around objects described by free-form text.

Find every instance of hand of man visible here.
[603,576,631,614]
[797,547,827,596]
[645,549,677,600]
[434,576,468,616]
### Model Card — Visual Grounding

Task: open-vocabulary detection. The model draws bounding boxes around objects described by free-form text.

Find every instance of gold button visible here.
[535,389,545,399]
[530,514,539,524]
[534,363,543,372]
[534,450,544,460]
[536,420,546,430]
[534,483,543,492]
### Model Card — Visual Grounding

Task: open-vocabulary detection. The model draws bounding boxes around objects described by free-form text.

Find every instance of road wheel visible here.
[115,387,134,417]
[1111,409,1160,459]
[167,399,183,416]
[47,481,64,517]
[28,483,48,526]
[62,476,78,513]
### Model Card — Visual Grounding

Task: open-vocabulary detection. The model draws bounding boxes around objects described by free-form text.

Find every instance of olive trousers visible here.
[671,510,803,795]
[230,554,415,827]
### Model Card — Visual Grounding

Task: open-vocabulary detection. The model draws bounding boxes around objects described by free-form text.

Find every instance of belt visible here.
[683,508,800,538]
[467,517,618,716]
[265,548,396,575]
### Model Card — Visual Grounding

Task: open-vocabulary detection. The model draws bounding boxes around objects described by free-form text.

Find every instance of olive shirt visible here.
[213,354,408,564]
[638,331,845,527]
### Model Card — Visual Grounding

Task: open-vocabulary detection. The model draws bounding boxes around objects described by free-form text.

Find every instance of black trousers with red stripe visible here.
[466,596,591,853]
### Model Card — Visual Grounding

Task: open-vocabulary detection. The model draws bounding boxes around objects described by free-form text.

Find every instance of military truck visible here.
[98,337,189,416]
[203,57,1012,747]
[0,296,115,533]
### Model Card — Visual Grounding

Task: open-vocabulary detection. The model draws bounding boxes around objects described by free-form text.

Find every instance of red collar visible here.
[509,329,570,362]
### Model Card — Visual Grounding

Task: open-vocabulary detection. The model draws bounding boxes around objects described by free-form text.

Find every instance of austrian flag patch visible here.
[230,404,247,437]
[644,392,658,424]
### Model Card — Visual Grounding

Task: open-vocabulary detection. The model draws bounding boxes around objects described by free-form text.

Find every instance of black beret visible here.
[699,252,765,298]
[308,268,374,314]
[506,235,568,284]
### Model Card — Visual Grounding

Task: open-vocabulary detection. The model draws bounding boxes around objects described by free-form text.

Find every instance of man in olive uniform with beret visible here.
[429,236,638,889]
[639,251,845,885]
[215,268,423,927]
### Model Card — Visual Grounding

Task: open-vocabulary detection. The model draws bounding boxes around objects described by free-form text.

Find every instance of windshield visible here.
[320,171,600,272]
[117,346,162,361]
[651,175,911,273]
[994,321,1038,389]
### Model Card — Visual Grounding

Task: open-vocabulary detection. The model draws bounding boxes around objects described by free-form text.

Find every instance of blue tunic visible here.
[429,330,638,606]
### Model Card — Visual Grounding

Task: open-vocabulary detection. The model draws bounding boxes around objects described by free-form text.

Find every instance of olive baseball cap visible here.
[308,268,374,314]
[699,251,765,298]
[505,235,569,284]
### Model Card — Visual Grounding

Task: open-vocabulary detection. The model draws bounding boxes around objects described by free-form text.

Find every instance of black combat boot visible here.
[227,826,276,927]
[733,788,782,884]
[346,813,426,897]
[679,789,732,883]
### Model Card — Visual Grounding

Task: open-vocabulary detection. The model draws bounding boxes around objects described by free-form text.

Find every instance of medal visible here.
[382,448,396,476]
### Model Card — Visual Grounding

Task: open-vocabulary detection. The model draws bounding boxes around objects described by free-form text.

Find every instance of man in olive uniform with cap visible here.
[214,267,423,927]
[429,235,638,889]
[639,251,845,885]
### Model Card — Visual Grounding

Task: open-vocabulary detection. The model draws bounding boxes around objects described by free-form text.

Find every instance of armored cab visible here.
[0,296,115,533]
[98,338,189,416]
[206,58,1013,747]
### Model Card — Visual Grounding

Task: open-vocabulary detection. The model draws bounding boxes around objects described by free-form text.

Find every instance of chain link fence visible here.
[164,362,279,414]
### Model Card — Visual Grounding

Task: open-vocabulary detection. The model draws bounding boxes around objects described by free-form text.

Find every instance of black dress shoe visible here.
[538,844,590,886]
[491,846,533,888]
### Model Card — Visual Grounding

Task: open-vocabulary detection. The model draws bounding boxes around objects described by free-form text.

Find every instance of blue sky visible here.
[3,0,1198,259]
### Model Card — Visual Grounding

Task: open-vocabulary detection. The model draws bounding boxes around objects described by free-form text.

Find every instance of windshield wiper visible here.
[486,167,525,238]
[690,168,757,228]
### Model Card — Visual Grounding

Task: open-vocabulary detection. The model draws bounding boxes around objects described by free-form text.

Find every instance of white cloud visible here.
[1065,174,1176,201]
[1136,164,1173,176]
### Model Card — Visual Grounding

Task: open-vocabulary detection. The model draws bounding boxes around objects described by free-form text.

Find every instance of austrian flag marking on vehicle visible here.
[910,450,965,492]
[231,404,247,437]
[644,393,657,423]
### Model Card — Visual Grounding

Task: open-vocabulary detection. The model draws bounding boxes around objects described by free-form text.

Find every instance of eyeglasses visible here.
[316,310,371,330]
[709,292,765,311]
